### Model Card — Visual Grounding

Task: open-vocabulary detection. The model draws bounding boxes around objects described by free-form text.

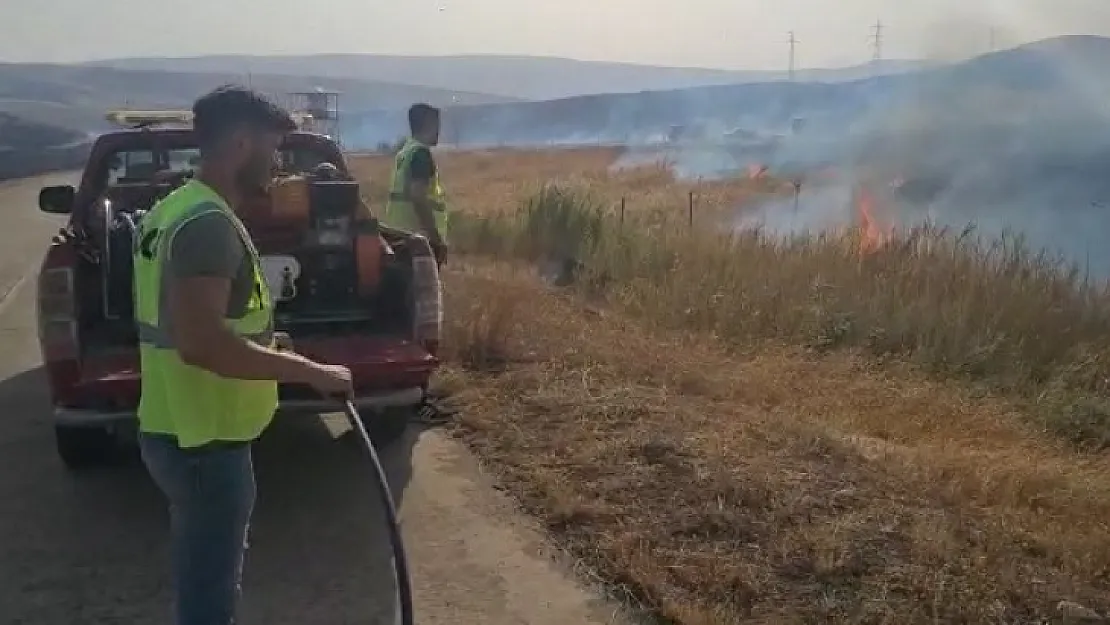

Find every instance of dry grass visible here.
[349,147,783,229]
[372,149,1110,449]
[440,265,1110,624]
[352,148,1110,622]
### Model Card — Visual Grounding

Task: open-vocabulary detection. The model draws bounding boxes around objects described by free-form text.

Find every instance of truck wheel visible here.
[357,407,412,448]
[55,425,119,470]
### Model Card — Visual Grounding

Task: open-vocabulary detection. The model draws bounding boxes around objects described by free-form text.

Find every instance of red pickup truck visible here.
[36,112,442,470]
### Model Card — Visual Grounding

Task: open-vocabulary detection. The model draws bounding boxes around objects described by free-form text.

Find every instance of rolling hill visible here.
[0,63,518,134]
[335,34,1110,271]
[0,62,516,179]
[86,54,928,101]
[7,34,1109,186]
[333,35,1110,150]
[0,112,90,181]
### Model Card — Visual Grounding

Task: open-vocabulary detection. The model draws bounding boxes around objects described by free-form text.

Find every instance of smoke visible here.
[843,29,1110,277]
[734,182,855,237]
[611,145,746,180]
[341,23,1110,277]
[340,110,408,149]
[711,12,1110,279]
[911,8,1006,63]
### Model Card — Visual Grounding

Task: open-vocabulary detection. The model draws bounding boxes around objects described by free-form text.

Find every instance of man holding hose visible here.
[133,85,353,625]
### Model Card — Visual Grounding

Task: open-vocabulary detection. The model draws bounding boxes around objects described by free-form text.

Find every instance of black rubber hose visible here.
[339,398,415,625]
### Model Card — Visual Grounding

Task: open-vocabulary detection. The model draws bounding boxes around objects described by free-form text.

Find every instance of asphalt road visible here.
[0,173,624,625]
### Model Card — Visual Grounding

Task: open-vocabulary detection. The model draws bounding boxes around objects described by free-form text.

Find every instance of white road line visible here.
[0,270,31,319]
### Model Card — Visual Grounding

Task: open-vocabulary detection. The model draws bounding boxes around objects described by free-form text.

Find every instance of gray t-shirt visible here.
[164,204,254,318]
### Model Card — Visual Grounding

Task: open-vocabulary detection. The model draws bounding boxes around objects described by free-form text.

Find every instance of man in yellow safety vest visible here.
[133,85,353,625]
[384,103,449,265]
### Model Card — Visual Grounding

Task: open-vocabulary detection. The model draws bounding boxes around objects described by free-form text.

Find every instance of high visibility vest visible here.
[384,138,449,238]
[133,180,278,448]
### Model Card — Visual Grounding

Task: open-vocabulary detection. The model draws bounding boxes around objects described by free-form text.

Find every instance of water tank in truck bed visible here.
[308,180,359,247]
[278,179,366,312]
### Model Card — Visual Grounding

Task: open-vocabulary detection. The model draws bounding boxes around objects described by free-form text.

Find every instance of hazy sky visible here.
[2,0,1109,69]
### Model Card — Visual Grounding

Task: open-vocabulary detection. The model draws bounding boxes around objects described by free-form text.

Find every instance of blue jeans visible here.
[139,433,256,625]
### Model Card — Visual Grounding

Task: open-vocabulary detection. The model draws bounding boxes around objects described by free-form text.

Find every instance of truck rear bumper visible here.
[54,386,425,427]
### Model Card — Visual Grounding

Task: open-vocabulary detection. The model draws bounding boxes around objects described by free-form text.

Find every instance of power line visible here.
[787,31,798,81]
[870,20,883,63]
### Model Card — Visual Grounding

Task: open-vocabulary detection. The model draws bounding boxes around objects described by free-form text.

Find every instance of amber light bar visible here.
[105,109,315,129]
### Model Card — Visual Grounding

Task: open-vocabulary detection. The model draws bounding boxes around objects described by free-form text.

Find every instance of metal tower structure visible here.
[787,31,798,81]
[289,88,342,145]
[870,20,884,63]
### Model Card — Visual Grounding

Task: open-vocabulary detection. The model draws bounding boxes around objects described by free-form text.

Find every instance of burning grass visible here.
[441,181,1110,450]
[351,148,1110,621]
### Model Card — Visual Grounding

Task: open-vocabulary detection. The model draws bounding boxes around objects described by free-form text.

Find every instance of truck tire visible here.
[55,425,119,470]
[357,406,412,448]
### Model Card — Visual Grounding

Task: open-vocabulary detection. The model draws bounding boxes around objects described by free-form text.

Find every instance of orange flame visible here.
[856,185,889,255]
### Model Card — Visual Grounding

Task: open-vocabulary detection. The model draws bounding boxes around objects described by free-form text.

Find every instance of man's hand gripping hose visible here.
[337,393,415,625]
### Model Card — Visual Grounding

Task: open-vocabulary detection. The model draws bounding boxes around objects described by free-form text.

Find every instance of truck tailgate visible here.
[69,335,437,409]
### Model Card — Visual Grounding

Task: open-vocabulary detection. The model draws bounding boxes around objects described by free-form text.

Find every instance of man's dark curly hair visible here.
[192,84,297,153]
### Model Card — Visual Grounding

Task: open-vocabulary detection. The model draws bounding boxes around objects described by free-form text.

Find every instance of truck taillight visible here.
[410,237,442,357]
[37,265,78,362]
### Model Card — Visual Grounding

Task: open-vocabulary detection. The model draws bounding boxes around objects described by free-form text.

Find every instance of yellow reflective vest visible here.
[384,138,449,238]
[132,180,278,448]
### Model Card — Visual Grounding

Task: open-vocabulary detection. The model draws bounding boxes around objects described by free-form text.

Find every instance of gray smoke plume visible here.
[846,34,1110,277]
[719,25,1110,279]
[341,19,1110,277]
